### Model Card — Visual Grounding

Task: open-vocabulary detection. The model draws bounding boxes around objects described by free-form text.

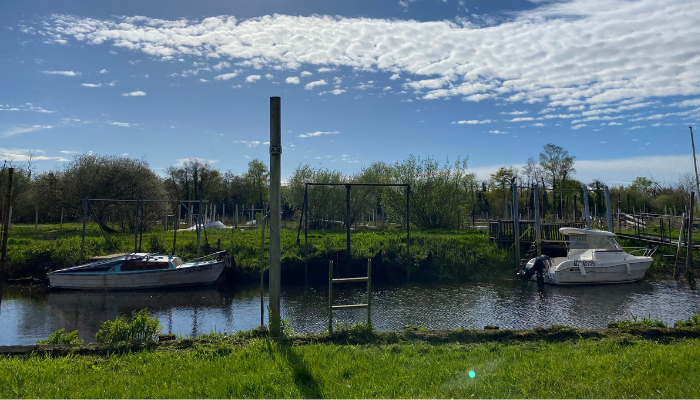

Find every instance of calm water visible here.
[1,277,699,345]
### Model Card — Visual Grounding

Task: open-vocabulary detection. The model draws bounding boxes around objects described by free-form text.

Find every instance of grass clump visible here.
[95,309,161,344]
[607,314,667,329]
[36,328,83,345]
[675,314,700,328]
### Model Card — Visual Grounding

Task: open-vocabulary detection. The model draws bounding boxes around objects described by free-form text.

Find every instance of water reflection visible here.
[0,278,699,345]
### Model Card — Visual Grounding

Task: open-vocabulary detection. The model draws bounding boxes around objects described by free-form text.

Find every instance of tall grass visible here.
[3,223,512,283]
[3,337,700,398]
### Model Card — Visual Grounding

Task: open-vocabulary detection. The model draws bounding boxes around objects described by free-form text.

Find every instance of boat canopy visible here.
[559,227,616,237]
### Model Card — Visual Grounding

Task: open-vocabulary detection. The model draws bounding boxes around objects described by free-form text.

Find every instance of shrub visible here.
[36,328,84,345]
[607,314,666,329]
[95,309,162,344]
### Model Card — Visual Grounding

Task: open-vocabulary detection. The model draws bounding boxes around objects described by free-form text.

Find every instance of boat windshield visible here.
[568,234,622,251]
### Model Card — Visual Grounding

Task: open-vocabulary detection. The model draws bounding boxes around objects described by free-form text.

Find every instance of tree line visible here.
[0,144,695,230]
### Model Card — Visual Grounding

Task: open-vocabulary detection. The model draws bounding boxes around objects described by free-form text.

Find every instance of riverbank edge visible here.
[4,324,700,357]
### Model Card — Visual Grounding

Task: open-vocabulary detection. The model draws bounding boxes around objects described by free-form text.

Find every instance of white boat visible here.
[518,227,655,285]
[47,251,229,290]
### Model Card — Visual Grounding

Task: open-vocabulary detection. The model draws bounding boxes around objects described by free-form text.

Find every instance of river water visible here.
[1,276,699,345]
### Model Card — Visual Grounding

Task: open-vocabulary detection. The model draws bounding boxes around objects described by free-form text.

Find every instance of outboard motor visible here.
[518,255,550,283]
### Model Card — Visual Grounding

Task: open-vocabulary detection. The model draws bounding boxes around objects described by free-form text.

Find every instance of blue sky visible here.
[1,0,699,185]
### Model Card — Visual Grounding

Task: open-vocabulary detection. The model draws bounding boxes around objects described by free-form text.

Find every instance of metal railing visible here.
[328,259,372,333]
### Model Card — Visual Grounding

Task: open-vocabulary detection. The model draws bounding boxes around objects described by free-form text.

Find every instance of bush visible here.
[95,309,162,344]
[36,328,84,345]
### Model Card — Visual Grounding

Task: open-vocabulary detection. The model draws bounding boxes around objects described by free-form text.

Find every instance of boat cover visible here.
[559,227,616,237]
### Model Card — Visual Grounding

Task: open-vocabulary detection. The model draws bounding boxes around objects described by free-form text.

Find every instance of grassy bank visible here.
[1,224,512,283]
[3,324,700,398]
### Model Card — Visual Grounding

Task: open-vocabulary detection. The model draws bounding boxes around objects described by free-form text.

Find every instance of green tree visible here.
[539,144,576,217]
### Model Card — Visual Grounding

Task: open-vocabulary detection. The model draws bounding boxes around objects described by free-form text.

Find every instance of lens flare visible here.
[469,370,475,378]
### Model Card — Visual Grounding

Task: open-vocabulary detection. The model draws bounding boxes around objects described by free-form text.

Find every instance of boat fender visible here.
[626,262,631,276]
[578,264,587,276]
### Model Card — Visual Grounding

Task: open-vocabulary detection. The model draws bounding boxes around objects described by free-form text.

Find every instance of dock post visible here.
[346,184,351,275]
[406,184,411,282]
[534,184,541,256]
[80,197,87,264]
[197,199,202,257]
[604,186,613,232]
[367,258,372,327]
[675,212,686,277]
[687,192,695,279]
[582,184,591,229]
[304,184,308,284]
[328,260,333,334]
[171,201,179,256]
[134,199,140,253]
[512,181,520,269]
[269,96,282,337]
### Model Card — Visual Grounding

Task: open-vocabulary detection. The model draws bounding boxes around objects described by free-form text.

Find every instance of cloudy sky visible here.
[1,0,699,185]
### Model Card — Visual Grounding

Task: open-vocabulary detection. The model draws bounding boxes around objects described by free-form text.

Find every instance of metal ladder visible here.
[328,259,372,333]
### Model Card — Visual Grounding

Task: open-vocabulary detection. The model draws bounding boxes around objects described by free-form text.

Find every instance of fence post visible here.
[80,198,87,264]
[534,184,541,256]
[328,260,334,334]
[171,201,179,256]
[367,258,372,327]
[134,199,140,253]
[687,192,695,279]
[582,184,591,229]
[605,186,613,232]
[512,181,520,269]
[406,184,411,282]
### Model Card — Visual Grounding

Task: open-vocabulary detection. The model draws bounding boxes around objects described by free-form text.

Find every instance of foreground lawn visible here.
[2,337,699,398]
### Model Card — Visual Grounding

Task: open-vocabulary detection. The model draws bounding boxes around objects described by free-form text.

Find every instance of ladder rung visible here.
[332,304,368,310]
[331,277,368,283]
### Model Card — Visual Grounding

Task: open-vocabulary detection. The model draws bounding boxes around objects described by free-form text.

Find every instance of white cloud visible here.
[489,130,507,134]
[233,140,261,147]
[286,76,300,84]
[539,107,556,114]
[200,78,209,82]
[390,74,400,80]
[99,69,108,74]
[670,99,700,108]
[500,110,528,115]
[318,67,336,73]
[300,71,313,77]
[42,70,81,76]
[121,91,146,96]
[531,123,545,127]
[214,72,238,80]
[42,1,700,107]
[457,119,492,124]
[298,131,339,138]
[628,125,645,130]
[265,73,273,79]
[0,147,66,162]
[320,89,346,95]
[245,74,261,83]
[1,125,53,137]
[213,61,231,71]
[571,124,588,130]
[109,121,131,127]
[508,117,534,122]
[60,150,77,154]
[304,79,327,90]
[608,121,623,126]
[107,80,117,87]
[82,83,102,88]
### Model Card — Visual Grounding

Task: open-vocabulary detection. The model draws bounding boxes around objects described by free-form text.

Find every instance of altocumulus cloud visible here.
[38,0,700,110]
[121,91,146,96]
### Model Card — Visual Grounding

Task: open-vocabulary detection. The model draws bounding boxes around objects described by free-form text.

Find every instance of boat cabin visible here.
[52,253,184,274]
[560,227,624,260]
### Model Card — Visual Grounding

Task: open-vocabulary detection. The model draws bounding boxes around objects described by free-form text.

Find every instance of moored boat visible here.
[47,251,229,290]
[518,227,655,285]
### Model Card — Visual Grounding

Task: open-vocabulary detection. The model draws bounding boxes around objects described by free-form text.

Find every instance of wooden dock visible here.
[489,220,586,245]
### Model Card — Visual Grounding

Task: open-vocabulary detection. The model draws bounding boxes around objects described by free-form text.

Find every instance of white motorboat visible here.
[518,227,655,285]
[47,251,229,290]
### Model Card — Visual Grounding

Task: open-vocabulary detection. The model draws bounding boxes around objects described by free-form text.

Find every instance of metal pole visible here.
[691,127,700,210]
[582,185,591,229]
[171,201,179,256]
[512,181,520,269]
[269,96,282,337]
[534,184,541,256]
[675,212,686,277]
[406,185,411,281]
[346,184,351,275]
[80,198,87,264]
[328,260,333,334]
[134,199,140,252]
[197,199,202,256]
[367,258,372,327]
[605,186,613,232]
[261,217,266,327]
[304,184,308,284]
[687,192,694,277]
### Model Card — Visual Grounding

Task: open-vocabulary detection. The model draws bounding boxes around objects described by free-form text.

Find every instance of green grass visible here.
[2,336,700,398]
[1,223,512,283]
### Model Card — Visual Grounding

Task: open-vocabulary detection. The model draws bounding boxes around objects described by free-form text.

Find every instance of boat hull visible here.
[530,259,652,285]
[48,262,225,290]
